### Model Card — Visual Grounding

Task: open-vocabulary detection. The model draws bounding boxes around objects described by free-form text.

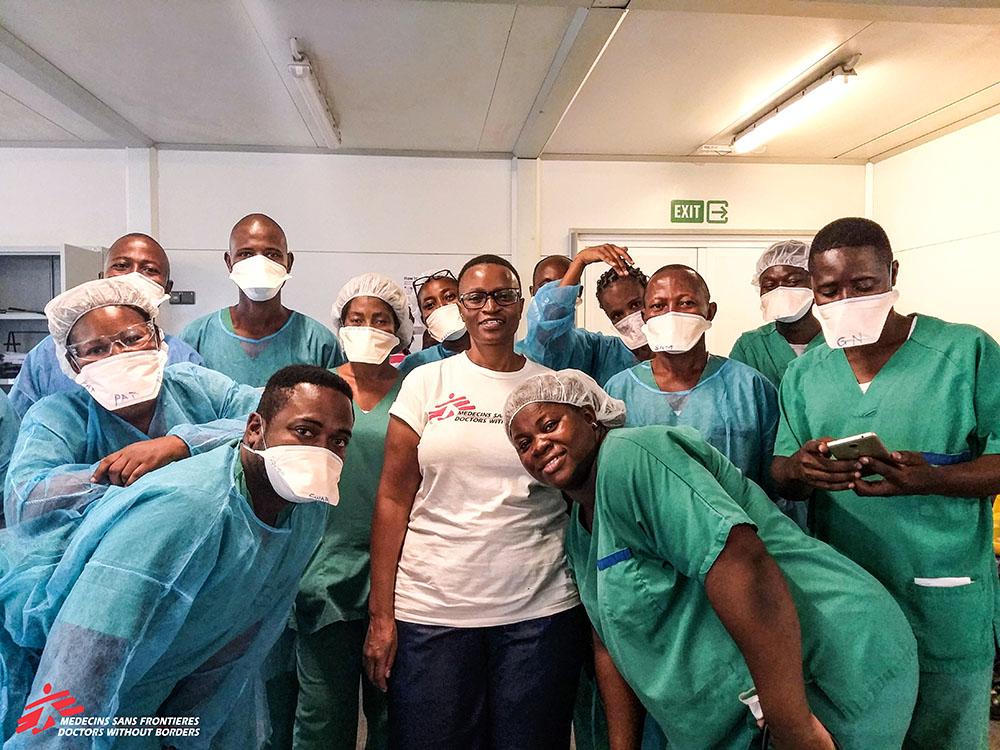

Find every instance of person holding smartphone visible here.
[771,217,1000,749]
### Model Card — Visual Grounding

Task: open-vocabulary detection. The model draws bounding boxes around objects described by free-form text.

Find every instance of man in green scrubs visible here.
[505,370,918,750]
[729,240,824,387]
[771,217,1000,749]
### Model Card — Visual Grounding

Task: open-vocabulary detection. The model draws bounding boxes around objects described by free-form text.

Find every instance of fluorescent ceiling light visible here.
[288,38,341,148]
[731,60,858,155]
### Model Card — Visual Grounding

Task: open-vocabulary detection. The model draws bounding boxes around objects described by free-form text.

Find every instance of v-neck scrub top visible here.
[729,322,824,387]
[775,315,1000,673]
[180,308,344,387]
[388,353,579,627]
[565,426,917,749]
[296,377,404,633]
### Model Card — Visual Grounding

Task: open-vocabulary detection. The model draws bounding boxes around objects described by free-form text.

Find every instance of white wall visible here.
[0,148,127,245]
[539,160,865,255]
[0,147,868,348]
[873,112,1000,341]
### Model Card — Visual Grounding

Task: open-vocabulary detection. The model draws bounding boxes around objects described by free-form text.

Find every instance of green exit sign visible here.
[670,199,729,224]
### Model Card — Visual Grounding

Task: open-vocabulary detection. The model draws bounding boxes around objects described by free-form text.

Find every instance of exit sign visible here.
[670,199,729,224]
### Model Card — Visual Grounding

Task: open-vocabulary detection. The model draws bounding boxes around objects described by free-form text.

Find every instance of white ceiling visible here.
[0,0,997,162]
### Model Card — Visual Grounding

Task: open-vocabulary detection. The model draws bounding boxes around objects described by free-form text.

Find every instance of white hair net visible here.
[503,369,626,437]
[752,239,811,286]
[45,275,165,378]
[331,272,414,350]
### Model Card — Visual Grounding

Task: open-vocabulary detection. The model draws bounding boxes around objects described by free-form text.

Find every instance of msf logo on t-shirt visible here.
[428,394,476,422]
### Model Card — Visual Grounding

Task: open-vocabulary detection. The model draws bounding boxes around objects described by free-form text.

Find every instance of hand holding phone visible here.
[825,432,891,462]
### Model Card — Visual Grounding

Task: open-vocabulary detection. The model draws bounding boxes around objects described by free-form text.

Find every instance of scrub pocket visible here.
[906,577,991,663]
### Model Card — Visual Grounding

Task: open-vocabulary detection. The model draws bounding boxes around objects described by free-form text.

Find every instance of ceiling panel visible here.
[0,89,77,141]
[759,20,1000,159]
[263,0,570,152]
[0,0,315,146]
[545,10,869,155]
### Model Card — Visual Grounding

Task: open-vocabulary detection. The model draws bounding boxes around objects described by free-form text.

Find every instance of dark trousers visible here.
[388,606,588,750]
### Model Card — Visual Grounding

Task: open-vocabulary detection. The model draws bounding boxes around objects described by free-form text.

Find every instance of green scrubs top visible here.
[180,308,344,387]
[775,315,1000,674]
[296,377,403,633]
[729,323,823,386]
[566,426,917,750]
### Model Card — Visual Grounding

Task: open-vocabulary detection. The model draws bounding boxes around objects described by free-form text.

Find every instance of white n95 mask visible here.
[813,289,899,349]
[250,443,344,506]
[760,287,814,323]
[425,303,467,342]
[116,272,171,307]
[339,326,400,364]
[613,310,647,350]
[641,312,712,354]
[75,348,168,411]
[229,255,290,302]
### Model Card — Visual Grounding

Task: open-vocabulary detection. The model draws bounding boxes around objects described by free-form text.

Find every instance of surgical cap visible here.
[331,272,414,350]
[503,369,627,437]
[752,239,810,286]
[45,275,165,378]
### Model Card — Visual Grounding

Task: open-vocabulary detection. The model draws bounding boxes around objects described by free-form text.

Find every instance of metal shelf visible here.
[0,312,45,320]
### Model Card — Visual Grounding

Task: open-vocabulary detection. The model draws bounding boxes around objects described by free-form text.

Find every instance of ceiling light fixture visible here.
[731,55,860,155]
[288,37,341,148]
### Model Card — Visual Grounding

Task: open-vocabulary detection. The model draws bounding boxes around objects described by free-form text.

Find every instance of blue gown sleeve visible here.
[7,338,70,419]
[165,366,262,456]
[3,401,103,526]
[164,334,204,366]
[0,391,19,513]
[4,502,221,750]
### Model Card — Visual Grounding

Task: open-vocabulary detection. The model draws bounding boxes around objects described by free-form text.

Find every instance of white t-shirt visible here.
[388,352,580,627]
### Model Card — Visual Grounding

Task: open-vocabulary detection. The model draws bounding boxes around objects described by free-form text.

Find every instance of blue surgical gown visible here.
[0,392,19,516]
[397,343,459,378]
[3,363,261,527]
[0,443,326,747]
[7,334,202,419]
[180,309,344,387]
[521,282,637,386]
[604,356,778,491]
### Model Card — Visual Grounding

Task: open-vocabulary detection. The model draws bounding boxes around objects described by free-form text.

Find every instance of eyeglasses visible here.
[66,320,158,363]
[412,269,457,296]
[458,288,522,310]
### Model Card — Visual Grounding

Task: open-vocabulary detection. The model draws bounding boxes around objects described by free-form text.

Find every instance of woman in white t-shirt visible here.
[364,254,585,749]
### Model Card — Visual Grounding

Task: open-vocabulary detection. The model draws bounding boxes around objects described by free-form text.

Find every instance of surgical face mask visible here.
[248,440,344,506]
[116,272,170,307]
[760,286,814,323]
[75,348,168,411]
[339,326,400,364]
[424,303,467,342]
[613,310,648,350]
[813,289,899,349]
[641,312,712,354]
[229,255,290,302]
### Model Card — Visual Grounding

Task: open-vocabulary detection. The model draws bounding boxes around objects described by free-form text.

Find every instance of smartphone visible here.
[826,432,891,461]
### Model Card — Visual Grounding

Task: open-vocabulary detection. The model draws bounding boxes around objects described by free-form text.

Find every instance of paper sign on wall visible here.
[670,200,729,224]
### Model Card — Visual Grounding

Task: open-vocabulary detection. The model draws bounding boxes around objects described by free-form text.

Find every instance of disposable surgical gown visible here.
[7,334,202,419]
[521,282,637,387]
[0,392,18,516]
[396,344,458,379]
[0,442,327,748]
[775,315,1000,748]
[4,363,260,527]
[728,323,823,387]
[180,309,344,387]
[603,356,778,490]
[567,425,918,749]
